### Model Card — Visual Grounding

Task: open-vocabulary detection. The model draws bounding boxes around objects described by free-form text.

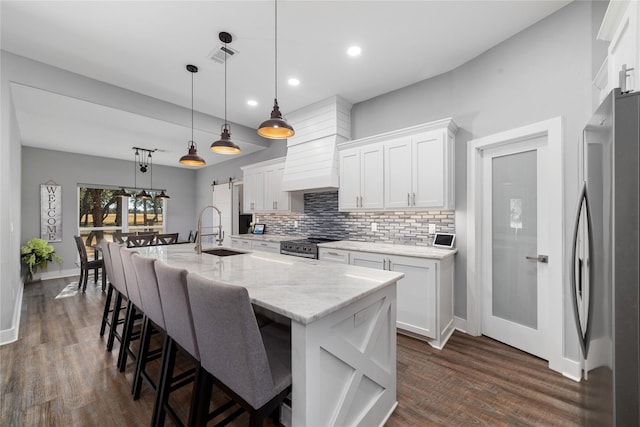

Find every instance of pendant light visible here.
[115,187,131,199]
[179,65,206,166]
[257,0,295,139]
[211,32,241,155]
[137,149,152,200]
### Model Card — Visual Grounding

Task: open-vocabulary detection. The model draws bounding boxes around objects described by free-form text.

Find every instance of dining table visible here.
[134,243,403,427]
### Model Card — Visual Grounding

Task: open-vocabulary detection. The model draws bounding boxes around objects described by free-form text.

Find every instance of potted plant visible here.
[20,238,63,283]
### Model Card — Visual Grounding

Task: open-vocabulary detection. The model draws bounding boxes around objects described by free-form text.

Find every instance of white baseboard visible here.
[38,268,79,280]
[453,316,467,333]
[0,281,24,346]
[561,357,582,382]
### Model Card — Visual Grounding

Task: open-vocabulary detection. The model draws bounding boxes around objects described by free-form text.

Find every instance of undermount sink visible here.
[202,248,245,257]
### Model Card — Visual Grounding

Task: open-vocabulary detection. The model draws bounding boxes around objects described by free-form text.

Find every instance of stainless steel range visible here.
[280,237,339,259]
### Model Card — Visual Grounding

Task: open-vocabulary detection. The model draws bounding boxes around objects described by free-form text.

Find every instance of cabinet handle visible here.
[412,193,416,206]
[274,201,278,210]
[407,193,411,206]
[356,196,359,207]
[327,252,339,256]
[383,258,387,270]
[359,196,363,207]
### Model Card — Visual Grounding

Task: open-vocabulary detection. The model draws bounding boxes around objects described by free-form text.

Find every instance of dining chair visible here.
[155,233,179,245]
[186,273,292,427]
[127,234,155,247]
[119,248,146,372]
[73,235,105,292]
[114,231,136,244]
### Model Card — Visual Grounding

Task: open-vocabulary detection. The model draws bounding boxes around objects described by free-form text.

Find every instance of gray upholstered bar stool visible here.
[130,254,166,400]
[106,242,131,354]
[99,239,116,337]
[153,260,202,427]
[119,248,146,372]
[186,273,292,427]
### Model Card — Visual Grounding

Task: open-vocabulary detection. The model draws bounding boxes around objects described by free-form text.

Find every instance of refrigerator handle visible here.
[571,182,595,359]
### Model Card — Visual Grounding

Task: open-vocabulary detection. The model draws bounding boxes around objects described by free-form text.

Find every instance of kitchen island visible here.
[135,244,403,427]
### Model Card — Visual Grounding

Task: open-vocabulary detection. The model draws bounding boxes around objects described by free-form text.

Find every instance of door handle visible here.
[526,255,548,263]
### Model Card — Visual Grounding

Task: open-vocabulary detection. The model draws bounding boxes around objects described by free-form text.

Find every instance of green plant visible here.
[20,238,63,282]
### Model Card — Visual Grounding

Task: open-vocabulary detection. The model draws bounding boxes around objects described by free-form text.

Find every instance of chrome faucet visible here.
[195,205,224,254]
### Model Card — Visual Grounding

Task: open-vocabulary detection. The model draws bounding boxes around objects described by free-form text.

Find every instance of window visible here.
[77,185,165,249]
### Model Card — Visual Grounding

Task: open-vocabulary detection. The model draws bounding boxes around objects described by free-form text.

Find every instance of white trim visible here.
[0,281,24,346]
[598,0,631,41]
[453,316,468,334]
[466,117,564,374]
[561,357,583,382]
[38,267,78,280]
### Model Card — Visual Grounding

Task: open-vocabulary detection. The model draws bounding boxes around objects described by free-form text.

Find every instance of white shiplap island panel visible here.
[135,244,402,426]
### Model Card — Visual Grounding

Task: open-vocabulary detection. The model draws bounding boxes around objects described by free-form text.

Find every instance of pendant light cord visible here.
[191,71,194,142]
[224,38,228,126]
[274,0,278,99]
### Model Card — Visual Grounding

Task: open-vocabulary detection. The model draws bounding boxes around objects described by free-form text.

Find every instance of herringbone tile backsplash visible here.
[254,191,454,246]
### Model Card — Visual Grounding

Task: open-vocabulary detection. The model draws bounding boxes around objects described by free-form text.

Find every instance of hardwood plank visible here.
[0,277,587,426]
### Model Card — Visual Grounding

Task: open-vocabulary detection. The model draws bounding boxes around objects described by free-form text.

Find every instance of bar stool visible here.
[106,242,130,353]
[130,254,165,400]
[153,260,202,427]
[99,239,116,337]
[186,273,292,427]
[119,248,146,372]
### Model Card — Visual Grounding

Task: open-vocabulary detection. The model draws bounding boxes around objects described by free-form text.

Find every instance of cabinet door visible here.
[264,166,288,212]
[413,131,445,208]
[349,250,386,270]
[339,148,361,210]
[384,138,413,209]
[390,255,437,339]
[243,171,265,212]
[360,144,384,209]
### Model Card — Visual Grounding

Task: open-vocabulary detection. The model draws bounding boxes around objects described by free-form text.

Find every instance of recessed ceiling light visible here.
[347,45,362,57]
[247,99,258,107]
[288,78,300,87]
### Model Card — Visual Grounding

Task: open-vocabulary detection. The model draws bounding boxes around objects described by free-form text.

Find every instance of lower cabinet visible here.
[318,248,350,264]
[230,238,280,254]
[325,248,455,349]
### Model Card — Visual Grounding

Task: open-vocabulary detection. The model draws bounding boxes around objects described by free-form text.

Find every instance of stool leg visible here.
[118,301,136,372]
[132,316,155,399]
[100,284,114,336]
[106,292,123,352]
[153,337,177,427]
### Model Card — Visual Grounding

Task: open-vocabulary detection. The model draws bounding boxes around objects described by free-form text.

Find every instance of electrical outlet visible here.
[294,220,298,228]
[371,222,378,232]
[428,224,436,234]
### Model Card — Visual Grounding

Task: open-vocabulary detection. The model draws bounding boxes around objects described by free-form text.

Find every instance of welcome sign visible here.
[41,183,62,242]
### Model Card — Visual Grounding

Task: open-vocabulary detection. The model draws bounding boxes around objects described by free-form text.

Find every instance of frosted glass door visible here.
[481,137,549,360]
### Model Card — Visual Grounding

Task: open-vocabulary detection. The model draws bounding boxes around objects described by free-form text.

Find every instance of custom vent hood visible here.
[281,96,352,192]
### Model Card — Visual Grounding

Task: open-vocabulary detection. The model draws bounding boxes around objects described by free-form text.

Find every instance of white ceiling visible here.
[1,0,572,168]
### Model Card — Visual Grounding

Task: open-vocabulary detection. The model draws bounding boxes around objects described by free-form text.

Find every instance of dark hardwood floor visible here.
[1,277,586,426]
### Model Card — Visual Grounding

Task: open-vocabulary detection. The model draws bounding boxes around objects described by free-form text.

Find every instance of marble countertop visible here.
[134,244,403,325]
[317,240,458,260]
[229,234,305,243]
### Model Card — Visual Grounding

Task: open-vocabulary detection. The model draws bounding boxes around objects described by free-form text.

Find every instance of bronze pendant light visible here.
[179,64,207,166]
[211,31,241,155]
[136,149,152,200]
[257,0,295,139]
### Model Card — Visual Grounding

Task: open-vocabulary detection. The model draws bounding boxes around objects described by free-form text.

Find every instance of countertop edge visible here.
[317,240,458,260]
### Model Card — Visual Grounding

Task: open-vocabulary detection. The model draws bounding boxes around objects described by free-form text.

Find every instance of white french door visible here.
[480,136,550,360]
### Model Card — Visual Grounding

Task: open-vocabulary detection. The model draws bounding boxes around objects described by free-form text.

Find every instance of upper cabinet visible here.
[338,118,458,212]
[339,143,384,210]
[241,157,303,214]
[594,0,639,103]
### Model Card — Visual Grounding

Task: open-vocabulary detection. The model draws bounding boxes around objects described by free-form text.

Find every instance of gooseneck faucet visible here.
[195,205,224,254]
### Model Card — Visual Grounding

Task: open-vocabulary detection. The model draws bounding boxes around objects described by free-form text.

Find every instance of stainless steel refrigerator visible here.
[572,88,640,426]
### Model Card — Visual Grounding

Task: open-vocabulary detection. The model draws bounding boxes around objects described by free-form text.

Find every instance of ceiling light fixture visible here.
[247,99,258,107]
[257,0,295,139]
[347,45,362,57]
[211,32,241,155]
[135,148,152,200]
[288,78,300,86]
[179,64,206,166]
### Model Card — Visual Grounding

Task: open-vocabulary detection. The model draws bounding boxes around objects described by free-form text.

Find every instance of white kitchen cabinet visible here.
[338,144,383,211]
[318,248,350,264]
[384,130,453,209]
[241,157,303,213]
[230,237,280,253]
[345,249,454,349]
[338,118,457,212]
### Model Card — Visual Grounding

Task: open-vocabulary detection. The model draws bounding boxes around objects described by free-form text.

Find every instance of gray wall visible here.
[20,147,197,272]
[352,0,603,361]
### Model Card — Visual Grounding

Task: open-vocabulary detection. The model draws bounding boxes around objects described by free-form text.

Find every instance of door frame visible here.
[466,117,564,374]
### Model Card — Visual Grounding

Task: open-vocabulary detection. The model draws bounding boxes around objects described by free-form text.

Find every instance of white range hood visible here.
[281,96,352,193]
